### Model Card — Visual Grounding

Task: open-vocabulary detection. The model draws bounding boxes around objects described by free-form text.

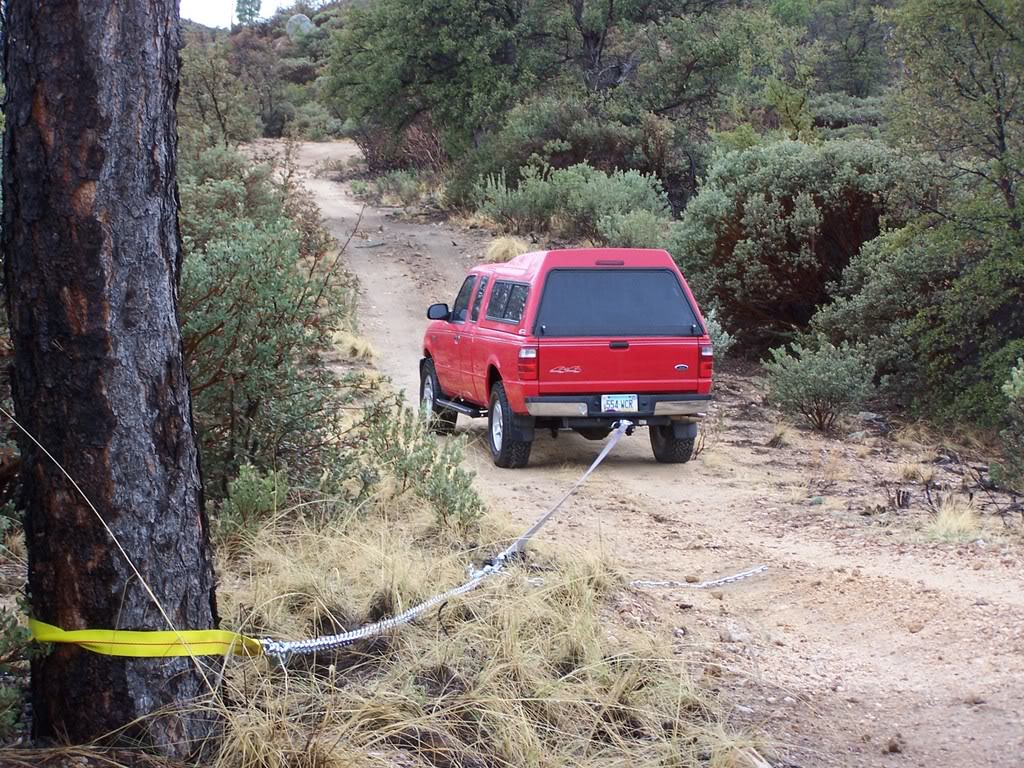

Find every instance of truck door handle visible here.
[610,341,629,349]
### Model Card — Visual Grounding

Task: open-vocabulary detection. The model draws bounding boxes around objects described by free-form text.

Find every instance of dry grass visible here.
[896,462,936,485]
[204,505,757,768]
[333,331,376,362]
[765,422,792,449]
[923,496,980,542]
[484,236,531,263]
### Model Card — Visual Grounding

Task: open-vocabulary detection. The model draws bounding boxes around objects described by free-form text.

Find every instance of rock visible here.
[964,692,986,705]
[735,705,755,715]
[711,590,725,600]
[783,696,796,704]
[857,411,881,422]
[674,627,688,638]
[847,430,868,440]
[685,574,700,583]
[884,734,905,754]
[974,597,991,606]
[908,621,925,634]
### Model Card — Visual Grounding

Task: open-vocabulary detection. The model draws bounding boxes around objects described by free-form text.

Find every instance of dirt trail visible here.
[290,141,1024,768]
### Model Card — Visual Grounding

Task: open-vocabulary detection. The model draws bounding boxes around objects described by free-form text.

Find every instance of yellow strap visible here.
[30,618,263,658]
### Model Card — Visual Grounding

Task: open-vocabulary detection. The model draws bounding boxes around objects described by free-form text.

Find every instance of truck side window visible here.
[451,276,477,323]
[504,284,529,323]
[470,276,490,322]
[486,281,512,320]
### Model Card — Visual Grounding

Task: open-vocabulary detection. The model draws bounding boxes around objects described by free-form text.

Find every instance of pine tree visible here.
[236,0,262,26]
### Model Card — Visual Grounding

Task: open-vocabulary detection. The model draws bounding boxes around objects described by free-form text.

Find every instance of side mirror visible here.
[427,303,451,321]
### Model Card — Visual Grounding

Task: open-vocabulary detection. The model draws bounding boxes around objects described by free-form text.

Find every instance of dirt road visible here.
[290,140,1024,768]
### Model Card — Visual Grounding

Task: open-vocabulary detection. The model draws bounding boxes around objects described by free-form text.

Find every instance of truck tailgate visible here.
[538,338,701,394]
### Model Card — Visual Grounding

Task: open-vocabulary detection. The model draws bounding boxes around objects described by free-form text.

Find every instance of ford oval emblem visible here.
[674,364,689,372]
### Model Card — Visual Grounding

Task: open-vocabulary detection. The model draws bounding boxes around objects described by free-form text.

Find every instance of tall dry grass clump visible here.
[484,236,531,263]
[204,498,756,768]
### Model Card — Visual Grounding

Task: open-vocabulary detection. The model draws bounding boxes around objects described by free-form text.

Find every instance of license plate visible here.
[601,394,638,413]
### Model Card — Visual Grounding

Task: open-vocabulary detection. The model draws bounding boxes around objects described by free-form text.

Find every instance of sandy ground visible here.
[280,140,1024,768]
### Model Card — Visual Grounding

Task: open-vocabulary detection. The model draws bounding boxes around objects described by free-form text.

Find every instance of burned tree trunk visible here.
[2,1,219,755]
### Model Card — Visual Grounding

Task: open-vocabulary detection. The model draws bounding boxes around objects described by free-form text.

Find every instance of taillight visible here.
[699,344,714,379]
[518,347,539,379]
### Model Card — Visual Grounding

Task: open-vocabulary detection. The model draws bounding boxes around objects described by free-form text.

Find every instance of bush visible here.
[376,169,425,208]
[476,163,670,241]
[671,139,920,348]
[993,360,1024,492]
[0,604,32,739]
[704,307,735,359]
[219,465,290,540]
[179,146,365,497]
[765,340,874,431]
[362,404,484,531]
[812,223,1024,425]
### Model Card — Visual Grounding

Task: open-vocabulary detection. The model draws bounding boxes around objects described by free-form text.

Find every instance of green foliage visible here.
[324,0,538,155]
[477,163,670,242]
[179,34,261,151]
[376,170,427,208]
[597,210,671,250]
[812,223,1024,425]
[0,605,32,739]
[236,0,262,26]
[363,405,484,531]
[765,340,874,431]
[671,138,917,348]
[993,360,1024,492]
[884,0,1024,232]
[703,307,735,360]
[179,146,363,496]
[219,465,290,539]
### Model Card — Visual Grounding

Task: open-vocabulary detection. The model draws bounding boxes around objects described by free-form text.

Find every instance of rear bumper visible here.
[524,393,712,419]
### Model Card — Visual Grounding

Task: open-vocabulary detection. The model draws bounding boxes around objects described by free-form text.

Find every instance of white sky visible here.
[179,0,293,29]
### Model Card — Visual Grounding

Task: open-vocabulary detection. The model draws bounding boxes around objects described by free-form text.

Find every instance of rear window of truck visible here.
[534,269,700,337]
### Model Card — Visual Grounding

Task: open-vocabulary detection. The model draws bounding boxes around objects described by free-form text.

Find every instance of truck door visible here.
[431,275,476,397]
[459,275,490,404]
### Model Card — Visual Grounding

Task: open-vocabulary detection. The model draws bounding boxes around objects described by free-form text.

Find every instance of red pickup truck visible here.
[420,248,713,468]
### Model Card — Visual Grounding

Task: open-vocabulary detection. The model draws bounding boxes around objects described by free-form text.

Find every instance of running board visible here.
[436,397,486,418]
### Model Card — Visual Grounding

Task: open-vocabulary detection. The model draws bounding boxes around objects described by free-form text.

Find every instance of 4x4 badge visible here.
[549,366,582,374]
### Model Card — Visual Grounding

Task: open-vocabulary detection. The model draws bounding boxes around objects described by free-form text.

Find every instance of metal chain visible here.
[261,421,634,665]
[630,564,768,591]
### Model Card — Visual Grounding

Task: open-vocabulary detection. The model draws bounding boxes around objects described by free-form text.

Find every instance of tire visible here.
[420,360,457,435]
[649,424,695,464]
[488,382,532,468]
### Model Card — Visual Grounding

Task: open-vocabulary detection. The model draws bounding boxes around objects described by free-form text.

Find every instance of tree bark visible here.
[2,1,219,756]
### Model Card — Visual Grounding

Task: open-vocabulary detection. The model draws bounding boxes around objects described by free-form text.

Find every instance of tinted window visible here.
[470,276,490,322]
[535,269,699,337]
[505,284,529,322]
[451,276,477,323]
[486,282,512,320]
[486,281,529,323]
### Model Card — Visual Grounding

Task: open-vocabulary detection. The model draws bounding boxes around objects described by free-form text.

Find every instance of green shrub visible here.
[476,163,670,241]
[704,307,735,359]
[812,223,1024,425]
[0,605,32,739]
[993,360,1024,492]
[765,340,874,431]
[362,404,484,531]
[376,170,425,208]
[179,146,366,496]
[475,167,559,234]
[219,465,290,539]
[597,210,670,249]
[671,139,919,348]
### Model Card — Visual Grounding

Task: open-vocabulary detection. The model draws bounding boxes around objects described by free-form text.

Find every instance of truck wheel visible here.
[649,424,695,464]
[421,360,457,435]
[489,382,532,468]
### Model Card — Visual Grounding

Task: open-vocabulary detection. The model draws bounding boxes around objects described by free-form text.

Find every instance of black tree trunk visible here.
[2,1,219,755]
